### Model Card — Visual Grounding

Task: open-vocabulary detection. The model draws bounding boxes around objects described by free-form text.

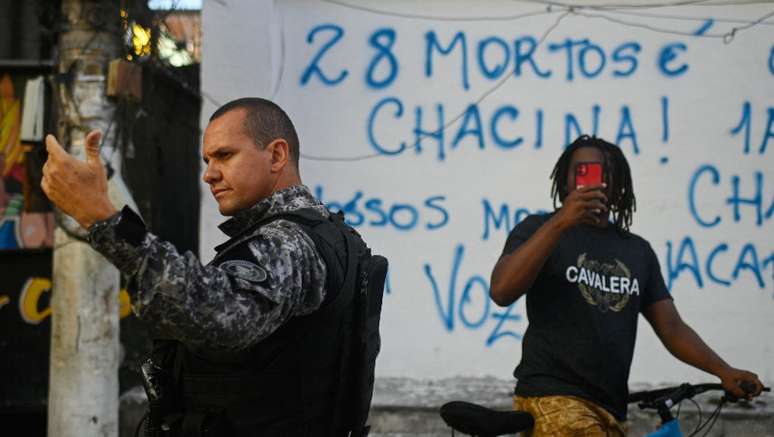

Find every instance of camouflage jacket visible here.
[88,184,328,352]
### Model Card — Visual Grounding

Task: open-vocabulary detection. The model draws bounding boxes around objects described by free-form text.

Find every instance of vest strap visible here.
[153,208,363,437]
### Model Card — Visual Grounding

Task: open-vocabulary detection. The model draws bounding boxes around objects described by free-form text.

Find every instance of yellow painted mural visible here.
[0,74,23,177]
[0,73,55,249]
[10,277,133,324]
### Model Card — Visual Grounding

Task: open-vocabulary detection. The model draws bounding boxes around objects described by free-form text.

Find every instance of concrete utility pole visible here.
[48,1,135,436]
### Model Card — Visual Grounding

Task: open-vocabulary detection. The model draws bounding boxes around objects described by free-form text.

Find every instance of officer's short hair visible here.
[210,97,300,165]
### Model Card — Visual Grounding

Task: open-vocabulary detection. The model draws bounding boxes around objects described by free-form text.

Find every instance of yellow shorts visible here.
[513,395,627,437]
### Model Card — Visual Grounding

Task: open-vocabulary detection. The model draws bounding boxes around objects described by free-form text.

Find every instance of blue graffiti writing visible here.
[762,108,773,155]
[731,101,752,154]
[454,104,486,150]
[666,237,773,290]
[688,165,721,228]
[368,97,407,155]
[299,23,694,91]
[515,37,645,82]
[314,185,449,232]
[477,36,511,80]
[769,45,774,76]
[481,199,550,241]
[727,172,771,227]
[658,42,689,77]
[423,244,523,346]
[300,24,348,87]
[611,42,641,77]
[563,104,640,153]
[546,38,588,82]
[426,30,470,90]
[414,102,447,159]
[514,36,552,78]
[730,102,774,155]
[547,38,608,81]
[616,106,638,153]
[366,99,653,161]
[420,33,661,87]
[661,96,670,143]
[366,28,399,89]
[486,305,524,346]
[491,106,523,149]
[694,19,714,36]
[535,38,646,81]
[688,164,772,228]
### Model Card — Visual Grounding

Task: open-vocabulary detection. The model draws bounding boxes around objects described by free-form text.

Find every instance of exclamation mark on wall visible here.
[660,96,670,165]
[534,109,544,149]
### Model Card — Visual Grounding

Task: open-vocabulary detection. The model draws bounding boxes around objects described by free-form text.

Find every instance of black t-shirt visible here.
[501,213,671,421]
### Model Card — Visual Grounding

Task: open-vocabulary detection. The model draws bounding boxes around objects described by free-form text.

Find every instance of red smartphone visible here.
[575,162,603,189]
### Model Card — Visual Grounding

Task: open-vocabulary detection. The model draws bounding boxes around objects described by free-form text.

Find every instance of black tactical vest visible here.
[147,209,364,437]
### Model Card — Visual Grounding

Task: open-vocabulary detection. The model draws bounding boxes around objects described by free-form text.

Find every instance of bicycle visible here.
[439,382,769,437]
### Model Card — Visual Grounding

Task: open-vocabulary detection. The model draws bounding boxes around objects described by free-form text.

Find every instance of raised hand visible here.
[41,130,117,229]
[555,184,609,229]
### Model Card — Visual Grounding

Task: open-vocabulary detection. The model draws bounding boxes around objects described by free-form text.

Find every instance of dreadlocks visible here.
[550,135,637,233]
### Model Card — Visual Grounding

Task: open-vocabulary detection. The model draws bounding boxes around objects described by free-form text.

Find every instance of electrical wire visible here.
[512,0,762,10]
[604,8,774,26]
[571,9,725,37]
[719,7,774,41]
[571,7,774,42]
[323,0,553,22]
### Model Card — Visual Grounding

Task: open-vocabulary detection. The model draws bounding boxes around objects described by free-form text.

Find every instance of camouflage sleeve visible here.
[87,207,326,352]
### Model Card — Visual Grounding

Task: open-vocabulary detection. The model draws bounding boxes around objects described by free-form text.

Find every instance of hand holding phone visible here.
[575,162,603,189]
[554,161,608,229]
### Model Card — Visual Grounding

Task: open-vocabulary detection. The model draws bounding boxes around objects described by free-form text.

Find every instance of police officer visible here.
[42,98,370,436]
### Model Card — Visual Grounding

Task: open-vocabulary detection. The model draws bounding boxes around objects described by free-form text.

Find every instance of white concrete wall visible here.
[199,0,279,253]
[202,0,774,386]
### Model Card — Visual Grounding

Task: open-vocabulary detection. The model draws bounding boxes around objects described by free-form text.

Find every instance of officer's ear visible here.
[266,138,290,172]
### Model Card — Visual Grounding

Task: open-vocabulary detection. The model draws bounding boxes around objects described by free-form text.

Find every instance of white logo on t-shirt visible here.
[565,253,639,312]
[566,265,640,296]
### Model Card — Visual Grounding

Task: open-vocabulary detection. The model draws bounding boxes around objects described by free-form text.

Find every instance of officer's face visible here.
[202,109,277,216]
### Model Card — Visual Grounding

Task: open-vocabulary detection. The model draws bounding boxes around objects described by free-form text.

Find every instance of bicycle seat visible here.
[440,401,534,436]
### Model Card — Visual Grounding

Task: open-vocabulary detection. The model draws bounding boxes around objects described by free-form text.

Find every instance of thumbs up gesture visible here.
[41,130,118,229]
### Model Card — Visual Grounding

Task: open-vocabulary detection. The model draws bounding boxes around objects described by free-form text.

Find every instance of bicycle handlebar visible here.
[629,382,771,408]
[628,383,722,404]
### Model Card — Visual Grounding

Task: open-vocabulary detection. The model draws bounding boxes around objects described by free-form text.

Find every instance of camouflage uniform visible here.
[88,184,328,352]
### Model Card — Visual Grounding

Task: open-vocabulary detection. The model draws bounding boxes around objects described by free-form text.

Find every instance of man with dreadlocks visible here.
[490,135,763,436]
